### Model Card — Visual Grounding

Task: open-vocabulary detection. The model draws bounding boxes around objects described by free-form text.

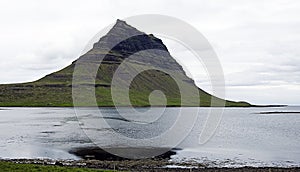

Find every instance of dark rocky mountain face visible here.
[93,19,168,52]
[79,20,184,71]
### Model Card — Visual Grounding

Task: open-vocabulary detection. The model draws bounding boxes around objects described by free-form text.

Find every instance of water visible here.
[0,106,299,167]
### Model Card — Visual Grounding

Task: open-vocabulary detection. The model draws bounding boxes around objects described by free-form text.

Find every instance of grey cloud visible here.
[225,63,300,87]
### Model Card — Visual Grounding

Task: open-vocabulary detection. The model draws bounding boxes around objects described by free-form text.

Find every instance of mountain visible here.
[0,20,251,107]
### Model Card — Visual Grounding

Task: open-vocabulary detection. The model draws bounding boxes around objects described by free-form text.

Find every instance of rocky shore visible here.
[1,159,299,172]
[0,146,298,171]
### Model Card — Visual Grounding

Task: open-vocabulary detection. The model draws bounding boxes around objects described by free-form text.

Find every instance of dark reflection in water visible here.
[69,146,178,160]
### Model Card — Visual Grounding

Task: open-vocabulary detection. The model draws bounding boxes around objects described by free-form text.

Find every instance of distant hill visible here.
[0,20,251,107]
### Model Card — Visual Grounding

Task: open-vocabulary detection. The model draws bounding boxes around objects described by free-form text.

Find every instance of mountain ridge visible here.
[0,20,252,107]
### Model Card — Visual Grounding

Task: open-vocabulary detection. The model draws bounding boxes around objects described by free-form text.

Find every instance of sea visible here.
[0,106,299,167]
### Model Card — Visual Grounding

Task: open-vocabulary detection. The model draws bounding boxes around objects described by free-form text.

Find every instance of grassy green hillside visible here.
[0,20,251,107]
[0,60,250,107]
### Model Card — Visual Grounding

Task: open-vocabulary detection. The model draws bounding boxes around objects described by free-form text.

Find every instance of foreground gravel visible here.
[1,159,299,172]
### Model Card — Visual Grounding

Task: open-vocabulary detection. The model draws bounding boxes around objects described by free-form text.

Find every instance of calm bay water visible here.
[0,106,299,167]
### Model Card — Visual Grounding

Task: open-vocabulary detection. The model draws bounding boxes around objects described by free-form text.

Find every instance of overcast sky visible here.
[0,0,299,105]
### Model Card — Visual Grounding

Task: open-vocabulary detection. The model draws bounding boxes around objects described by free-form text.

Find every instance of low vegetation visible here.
[0,161,113,172]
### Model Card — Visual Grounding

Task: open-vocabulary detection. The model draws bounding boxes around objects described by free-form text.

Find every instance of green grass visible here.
[0,60,252,107]
[0,161,114,172]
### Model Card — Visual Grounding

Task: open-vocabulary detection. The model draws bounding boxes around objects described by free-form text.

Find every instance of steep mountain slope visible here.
[0,20,251,107]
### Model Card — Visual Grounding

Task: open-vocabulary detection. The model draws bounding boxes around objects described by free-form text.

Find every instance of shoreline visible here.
[1,159,299,172]
[2,147,299,171]
[0,105,287,108]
